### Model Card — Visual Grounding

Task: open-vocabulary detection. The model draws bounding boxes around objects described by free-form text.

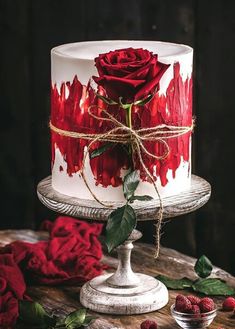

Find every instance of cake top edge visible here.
[51,40,193,61]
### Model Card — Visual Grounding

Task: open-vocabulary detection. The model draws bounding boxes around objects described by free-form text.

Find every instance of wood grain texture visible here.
[37,175,211,221]
[0,230,234,328]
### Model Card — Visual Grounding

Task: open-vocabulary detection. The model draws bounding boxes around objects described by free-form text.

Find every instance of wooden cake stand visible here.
[37,175,211,315]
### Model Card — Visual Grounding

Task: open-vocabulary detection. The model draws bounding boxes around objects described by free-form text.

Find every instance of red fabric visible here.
[4,217,105,285]
[0,254,26,328]
[0,217,105,327]
[93,47,170,103]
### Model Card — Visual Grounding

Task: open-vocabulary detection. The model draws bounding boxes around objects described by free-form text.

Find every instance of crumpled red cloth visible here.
[0,254,26,327]
[0,216,105,327]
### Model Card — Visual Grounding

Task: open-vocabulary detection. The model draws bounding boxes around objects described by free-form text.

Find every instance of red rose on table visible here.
[0,254,26,328]
[93,47,170,103]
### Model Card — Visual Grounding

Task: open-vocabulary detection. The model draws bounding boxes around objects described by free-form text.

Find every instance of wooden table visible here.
[1,230,235,329]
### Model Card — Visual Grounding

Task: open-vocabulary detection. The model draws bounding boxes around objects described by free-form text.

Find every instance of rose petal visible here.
[93,75,146,102]
[125,64,150,80]
[95,48,152,76]
[134,62,170,101]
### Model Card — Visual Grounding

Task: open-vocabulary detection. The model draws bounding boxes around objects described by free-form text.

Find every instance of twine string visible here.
[49,105,194,258]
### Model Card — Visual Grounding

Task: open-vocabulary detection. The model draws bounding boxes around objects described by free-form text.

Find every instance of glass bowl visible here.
[171,304,217,329]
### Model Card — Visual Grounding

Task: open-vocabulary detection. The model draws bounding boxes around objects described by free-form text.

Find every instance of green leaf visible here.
[123,170,140,200]
[55,318,67,328]
[130,195,153,202]
[65,309,87,328]
[134,94,154,106]
[156,275,193,290]
[96,94,118,105]
[19,301,55,327]
[82,316,97,327]
[90,142,114,159]
[192,278,235,296]
[194,255,213,278]
[105,204,137,252]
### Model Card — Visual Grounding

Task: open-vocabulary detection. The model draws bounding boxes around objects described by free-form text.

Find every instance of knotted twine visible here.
[50,105,194,258]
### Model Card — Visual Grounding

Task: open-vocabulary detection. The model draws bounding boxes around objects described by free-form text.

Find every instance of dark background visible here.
[1,0,235,274]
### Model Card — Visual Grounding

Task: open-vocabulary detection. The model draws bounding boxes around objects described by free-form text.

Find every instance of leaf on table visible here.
[90,142,114,159]
[55,310,96,329]
[64,309,87,328]
[19,300,55,327]
[82,315,97,327]
[194,255,213,278]
[192,278,235,296]
[105,204,137,252]
[156,275,193,289]
[123,170,140,200]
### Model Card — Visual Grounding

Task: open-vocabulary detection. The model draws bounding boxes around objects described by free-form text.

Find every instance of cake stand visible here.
[37,174,211,315]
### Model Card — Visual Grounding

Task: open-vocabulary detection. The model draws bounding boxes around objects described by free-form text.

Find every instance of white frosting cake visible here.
[50,40,193,201]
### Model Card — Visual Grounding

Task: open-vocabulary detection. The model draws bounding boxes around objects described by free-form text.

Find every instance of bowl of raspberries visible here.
[171,294,217,328]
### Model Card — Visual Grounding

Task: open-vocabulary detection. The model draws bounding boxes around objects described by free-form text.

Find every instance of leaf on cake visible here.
[130,195,153,202]
[133,93,154,106]
[123,170,140,201]
[95,93,118,105]
[90,142,114,159]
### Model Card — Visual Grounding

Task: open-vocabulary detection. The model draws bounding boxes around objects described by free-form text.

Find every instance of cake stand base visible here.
[80,273,168,315]
[80,229,168,314]
[37,174,211,315]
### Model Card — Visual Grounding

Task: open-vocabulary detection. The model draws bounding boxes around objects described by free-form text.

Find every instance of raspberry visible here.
[199,297,215,313]
[187,295,201,305]
[175,294,192,313]
[190,305,200,314]
[140,320,158,329]
[222,297,235,311]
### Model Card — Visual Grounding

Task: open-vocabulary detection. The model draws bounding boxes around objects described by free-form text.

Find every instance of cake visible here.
[51,40,193,202]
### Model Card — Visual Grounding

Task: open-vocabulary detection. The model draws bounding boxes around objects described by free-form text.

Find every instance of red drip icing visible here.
[51,63,192,187]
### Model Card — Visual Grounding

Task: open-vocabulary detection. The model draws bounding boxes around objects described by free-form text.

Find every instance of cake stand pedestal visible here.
[37,175,211,315]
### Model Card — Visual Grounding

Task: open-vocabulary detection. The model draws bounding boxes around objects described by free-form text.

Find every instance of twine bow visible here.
[50,105,194,258]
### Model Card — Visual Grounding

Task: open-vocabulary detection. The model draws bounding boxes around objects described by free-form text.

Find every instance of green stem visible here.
[125,104,133,170]
[127,104,132,129]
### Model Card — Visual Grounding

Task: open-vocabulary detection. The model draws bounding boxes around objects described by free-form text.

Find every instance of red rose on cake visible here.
[93,47,170,103]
